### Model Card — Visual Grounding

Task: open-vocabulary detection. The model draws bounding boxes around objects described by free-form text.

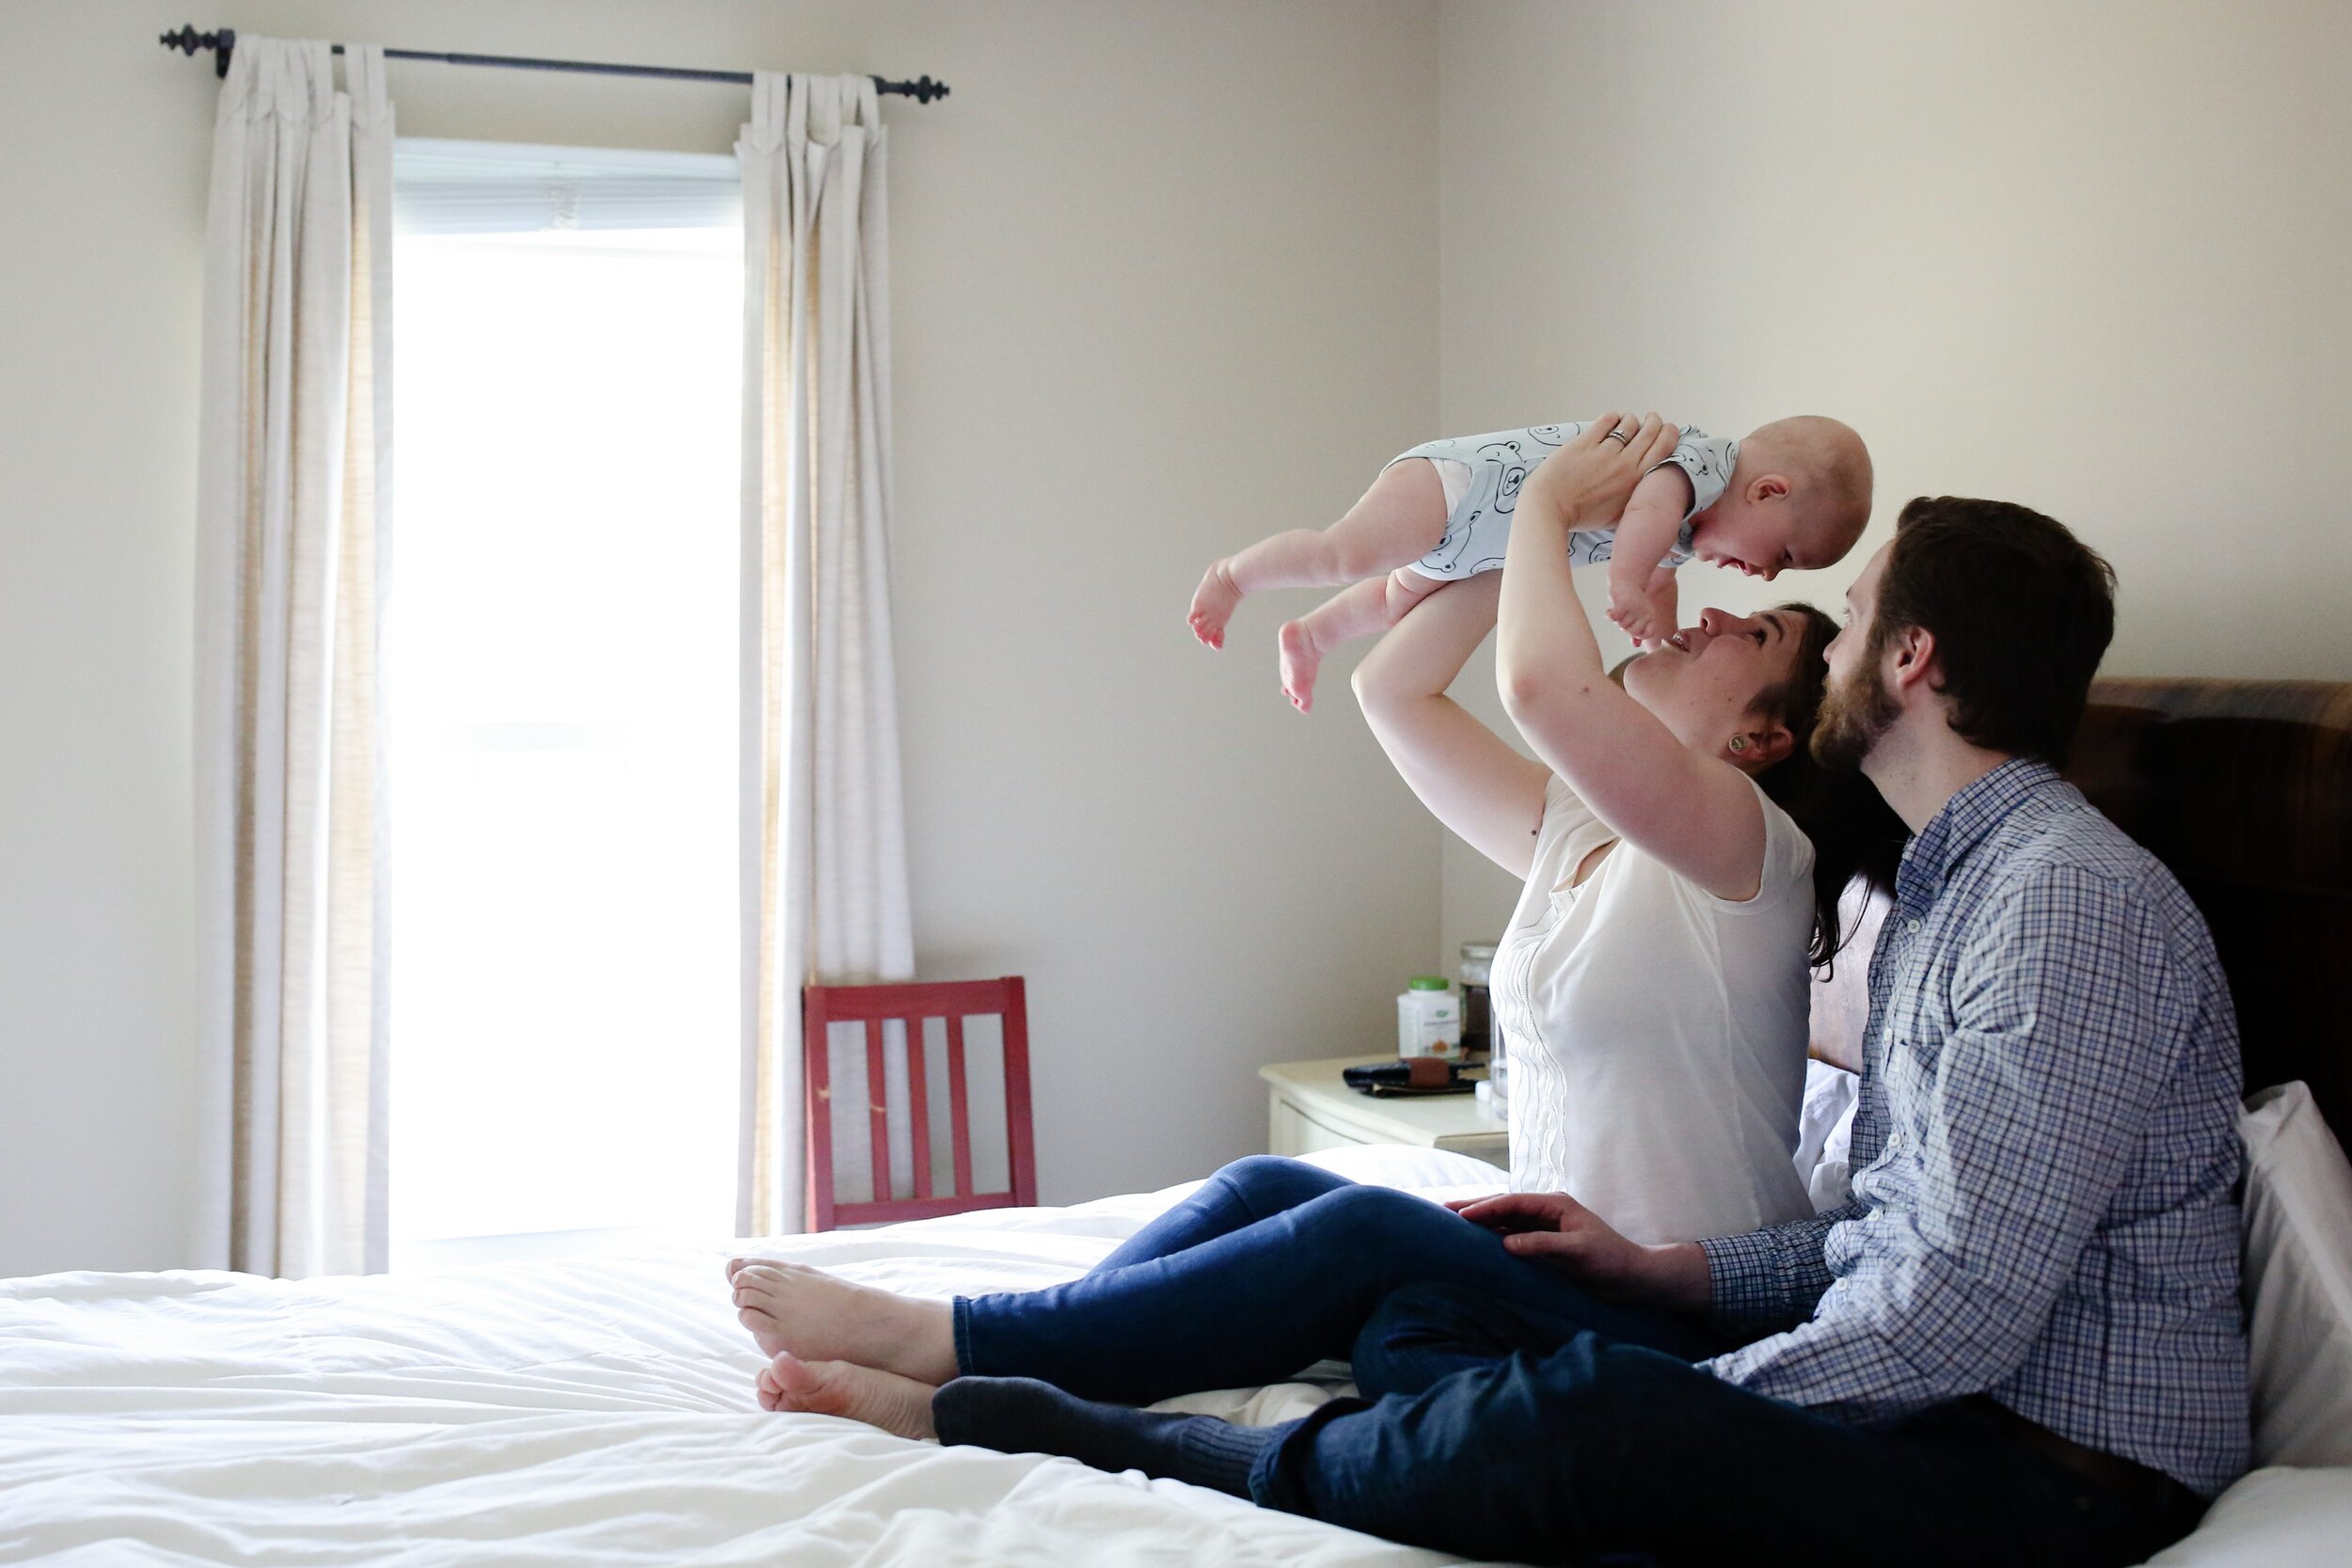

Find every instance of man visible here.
[937,491,2249,1567]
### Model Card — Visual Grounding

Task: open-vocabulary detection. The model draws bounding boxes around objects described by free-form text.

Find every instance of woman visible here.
[724,415,1900,1442]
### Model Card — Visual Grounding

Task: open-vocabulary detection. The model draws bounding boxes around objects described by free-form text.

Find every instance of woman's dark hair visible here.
[1749,603,1909,973]
[1876,497,2117,768]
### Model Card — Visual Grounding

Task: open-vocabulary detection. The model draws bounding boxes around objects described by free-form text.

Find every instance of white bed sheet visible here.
[4,1142,2343,1567]
[0,1148,1502,1566]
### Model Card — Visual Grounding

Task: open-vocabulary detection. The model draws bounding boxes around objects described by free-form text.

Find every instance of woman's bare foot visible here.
[1278,619,1324,712]
[756,1351,938,1440]
[1188,560,1242,649]
[727,1259,959,1385]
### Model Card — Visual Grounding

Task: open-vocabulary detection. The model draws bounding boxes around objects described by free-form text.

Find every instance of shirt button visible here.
[1905,918,1922,935]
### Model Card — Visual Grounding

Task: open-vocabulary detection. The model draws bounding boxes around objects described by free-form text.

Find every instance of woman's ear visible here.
[1730,721,1794,772]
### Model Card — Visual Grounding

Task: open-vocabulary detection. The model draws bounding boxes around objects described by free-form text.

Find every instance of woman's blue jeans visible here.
[952,1154,1721,1405]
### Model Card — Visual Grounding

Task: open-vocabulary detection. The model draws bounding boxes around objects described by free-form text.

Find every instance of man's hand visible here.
[1449,1192,1713,1309]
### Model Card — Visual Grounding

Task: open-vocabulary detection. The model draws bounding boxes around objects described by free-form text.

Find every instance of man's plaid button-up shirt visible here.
[1699,759,2250,1497]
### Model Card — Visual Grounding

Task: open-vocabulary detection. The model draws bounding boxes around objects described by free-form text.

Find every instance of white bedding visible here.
[0,1147,1499,1566]
[3,1142,2344,1566]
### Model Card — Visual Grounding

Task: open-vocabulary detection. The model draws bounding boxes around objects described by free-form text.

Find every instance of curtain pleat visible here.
[737,74,915,1238]
[193,38,393,1277]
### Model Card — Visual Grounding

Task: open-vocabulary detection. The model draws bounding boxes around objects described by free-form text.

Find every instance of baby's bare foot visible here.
[756,1351,938,1440]
[1278,620,1323,713]
[1188,560,1242,649]
[727,1259,958,1384]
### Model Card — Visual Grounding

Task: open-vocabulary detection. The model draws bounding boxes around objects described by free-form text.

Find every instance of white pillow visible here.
[1796,1059,1859,1212]
[2143,1466,2352,1568]
[2239,1082,2352,1469]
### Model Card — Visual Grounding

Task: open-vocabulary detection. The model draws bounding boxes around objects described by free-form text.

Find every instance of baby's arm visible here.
[1640,564,1677,641]
[1604,466,1692,643]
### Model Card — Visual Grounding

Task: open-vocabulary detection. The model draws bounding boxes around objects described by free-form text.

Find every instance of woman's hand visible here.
[1494,408,1778,903]
[1496,415,1681,694]
[1449,1191,1712,1309]
[1520,412,1682,531]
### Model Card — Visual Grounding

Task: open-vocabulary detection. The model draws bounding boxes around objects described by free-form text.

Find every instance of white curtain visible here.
[192,38,395,1277]
[737,73,915,1237]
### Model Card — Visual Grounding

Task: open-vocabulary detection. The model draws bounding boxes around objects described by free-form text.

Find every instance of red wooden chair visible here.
[801,976,1037,1231]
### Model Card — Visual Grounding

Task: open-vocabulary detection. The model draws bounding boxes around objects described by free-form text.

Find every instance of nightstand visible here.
[1258,1055,1509,1170]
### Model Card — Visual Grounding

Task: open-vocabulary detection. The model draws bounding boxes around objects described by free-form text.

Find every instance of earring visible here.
[1729,736,1749,753]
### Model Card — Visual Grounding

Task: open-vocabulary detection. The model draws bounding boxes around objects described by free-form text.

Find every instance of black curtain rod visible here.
[158,26,949,103]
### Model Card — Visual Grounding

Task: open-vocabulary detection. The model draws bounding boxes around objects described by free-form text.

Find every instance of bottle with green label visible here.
[1396,975,1462,1061]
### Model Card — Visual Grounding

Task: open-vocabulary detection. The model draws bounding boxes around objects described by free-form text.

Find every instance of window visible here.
[387,140,743,1269]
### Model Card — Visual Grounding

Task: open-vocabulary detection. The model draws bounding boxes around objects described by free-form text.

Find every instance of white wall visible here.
[1436,0,2352,960]
[13,0,2350,1275]
[0,0,1441,1274]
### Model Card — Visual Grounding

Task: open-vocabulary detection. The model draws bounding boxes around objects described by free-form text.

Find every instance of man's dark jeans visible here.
[956,1156,2205,1568]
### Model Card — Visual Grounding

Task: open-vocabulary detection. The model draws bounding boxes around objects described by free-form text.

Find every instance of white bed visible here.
[3,1139,2345,1567]
[0,1146,1498,1567]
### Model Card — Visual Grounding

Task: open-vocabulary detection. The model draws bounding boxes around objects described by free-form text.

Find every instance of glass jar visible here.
[1458,941,1497,1059]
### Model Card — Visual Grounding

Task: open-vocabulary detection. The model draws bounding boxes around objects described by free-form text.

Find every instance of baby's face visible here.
[1691,499,1856,581]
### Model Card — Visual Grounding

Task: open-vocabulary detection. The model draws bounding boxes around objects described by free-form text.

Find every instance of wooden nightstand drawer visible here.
[1261,1056,1509,1170]
[1273,1097,1387,1158]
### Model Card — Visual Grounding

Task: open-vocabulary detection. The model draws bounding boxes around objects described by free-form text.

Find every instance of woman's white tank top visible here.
[1492,771,1817,1244]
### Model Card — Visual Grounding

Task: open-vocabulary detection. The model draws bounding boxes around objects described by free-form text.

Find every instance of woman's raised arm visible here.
[1494,416,1775,901]
[1352,572,1549,880]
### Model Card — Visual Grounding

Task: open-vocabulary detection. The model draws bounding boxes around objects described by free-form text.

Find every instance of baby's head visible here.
[1689,416,1872,580]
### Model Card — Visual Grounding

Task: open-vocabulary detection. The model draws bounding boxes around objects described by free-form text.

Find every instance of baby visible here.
[1187,416,1873,711]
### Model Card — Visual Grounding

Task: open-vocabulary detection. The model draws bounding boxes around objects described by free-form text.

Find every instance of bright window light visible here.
[388,142,743,1270]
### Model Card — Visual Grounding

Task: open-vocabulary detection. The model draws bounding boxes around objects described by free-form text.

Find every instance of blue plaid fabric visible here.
[1697,759,2250,1497]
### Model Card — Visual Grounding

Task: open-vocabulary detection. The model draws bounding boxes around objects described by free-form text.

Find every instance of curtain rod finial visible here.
[875,73,949,104]
[158,24,234,77]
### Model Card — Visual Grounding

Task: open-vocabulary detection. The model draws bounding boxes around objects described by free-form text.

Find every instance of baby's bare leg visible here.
[1279,568,1446,714]
[1188,458,1449,649]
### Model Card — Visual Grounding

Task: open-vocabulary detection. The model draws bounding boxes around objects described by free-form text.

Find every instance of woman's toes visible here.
[739,1306,784,1350]
[724,1259,952,1385]
[732,1263,791,1311]
[735,1283,790,1357]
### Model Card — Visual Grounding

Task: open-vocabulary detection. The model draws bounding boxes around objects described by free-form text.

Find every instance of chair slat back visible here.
[946,1013,974,1198]
[863,1017,891,1212]
[801,976,1036,1231]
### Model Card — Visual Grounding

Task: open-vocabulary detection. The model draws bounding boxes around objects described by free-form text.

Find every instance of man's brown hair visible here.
[1873,497,2118,768]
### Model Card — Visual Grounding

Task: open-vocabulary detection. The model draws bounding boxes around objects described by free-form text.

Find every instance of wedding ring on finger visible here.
[1603,427,1631,444]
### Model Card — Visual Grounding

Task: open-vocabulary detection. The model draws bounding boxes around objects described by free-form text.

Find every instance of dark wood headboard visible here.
[2068,677,2352,1144]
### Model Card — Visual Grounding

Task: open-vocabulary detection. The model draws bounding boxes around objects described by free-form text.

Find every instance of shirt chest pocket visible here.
[1879,1030,1931,1113]
[1879,962,1959,1141]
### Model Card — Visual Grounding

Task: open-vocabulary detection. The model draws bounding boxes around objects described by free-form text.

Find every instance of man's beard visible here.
[1812,656,1899,773]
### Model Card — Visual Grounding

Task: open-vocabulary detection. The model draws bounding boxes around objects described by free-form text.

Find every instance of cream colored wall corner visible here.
[1437,0,2352,958]
[0,0,1441,1275]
